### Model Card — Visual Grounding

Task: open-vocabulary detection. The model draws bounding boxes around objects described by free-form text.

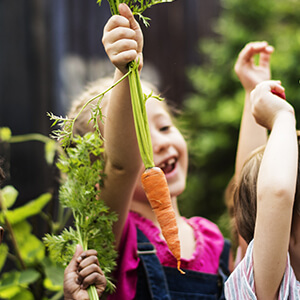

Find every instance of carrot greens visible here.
[43,132,118,295]
[97,0,175,26]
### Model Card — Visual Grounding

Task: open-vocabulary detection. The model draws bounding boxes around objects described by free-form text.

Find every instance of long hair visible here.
[234,146,264,244]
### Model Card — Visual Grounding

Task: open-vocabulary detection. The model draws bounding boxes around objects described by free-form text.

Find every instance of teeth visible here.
[159,158,176,169]
[168,158,176,165]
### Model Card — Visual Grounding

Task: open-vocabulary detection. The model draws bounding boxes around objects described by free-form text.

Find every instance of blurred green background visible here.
[1,0,300,298]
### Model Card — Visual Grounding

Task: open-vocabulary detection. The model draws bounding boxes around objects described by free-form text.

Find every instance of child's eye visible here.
[160,125,170,132]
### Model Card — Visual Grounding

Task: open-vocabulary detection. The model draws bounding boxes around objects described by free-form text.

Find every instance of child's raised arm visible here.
[234,41,273,180]
[251,80,297,299]
[101,4,144,247]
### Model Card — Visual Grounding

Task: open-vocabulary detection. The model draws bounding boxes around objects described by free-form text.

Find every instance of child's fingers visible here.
[77,254,100,271]
[77,263,105,288]
[65,244,83,272]
[270,81,285,95]
[255,80,283,96]
[81,271,106,292]
[118,3,139,31]
[259,45,274,68]
[104,14,130,33]
[118,3,143,53]
[238,41,270,64]
[76,249,98,262]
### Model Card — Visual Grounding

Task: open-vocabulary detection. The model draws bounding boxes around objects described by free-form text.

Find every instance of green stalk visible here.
[88,285,99,299]
[75,213,99,300]
[69,71,130,140]
[128,61,154,169]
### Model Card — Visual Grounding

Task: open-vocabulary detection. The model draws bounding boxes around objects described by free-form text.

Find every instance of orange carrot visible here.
[141,167,185,274]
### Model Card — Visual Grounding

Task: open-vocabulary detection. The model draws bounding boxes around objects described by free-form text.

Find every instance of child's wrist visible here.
[273,110,296,127]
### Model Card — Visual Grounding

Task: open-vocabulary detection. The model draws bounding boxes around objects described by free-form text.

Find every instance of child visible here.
[228,41,274,263]
[225,80,300,298]
[99,3,232,299]
[63,244,107,300]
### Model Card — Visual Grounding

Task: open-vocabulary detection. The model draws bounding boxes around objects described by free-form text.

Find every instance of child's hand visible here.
[235,41,274,93]
[250,80,294,130]
[102,3,143,74]
[64,244,106,300]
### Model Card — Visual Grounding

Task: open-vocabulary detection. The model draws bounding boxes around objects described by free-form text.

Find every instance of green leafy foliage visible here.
[48,72,129,148]
[0,184,65,300]
[178,0,300,240]
[44,132,118,293]
[0,269,40,299]
[1,185,19,210]
[0,193,52,225]
[97,0,174,26]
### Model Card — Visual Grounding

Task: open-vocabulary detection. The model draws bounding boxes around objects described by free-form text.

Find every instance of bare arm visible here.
[101,4,144,247]
[251,81,297,299]
[234,41,273,180]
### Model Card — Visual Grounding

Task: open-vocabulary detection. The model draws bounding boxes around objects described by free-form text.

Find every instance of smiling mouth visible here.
[158,158,176,174]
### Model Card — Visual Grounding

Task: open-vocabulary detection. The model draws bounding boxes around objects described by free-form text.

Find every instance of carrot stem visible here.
[128,61,155,169]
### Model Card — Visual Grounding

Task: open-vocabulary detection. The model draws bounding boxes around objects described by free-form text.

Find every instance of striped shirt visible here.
[225,240,300,299]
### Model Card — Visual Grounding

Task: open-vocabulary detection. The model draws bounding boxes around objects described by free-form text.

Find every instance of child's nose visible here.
[152,135,171,153]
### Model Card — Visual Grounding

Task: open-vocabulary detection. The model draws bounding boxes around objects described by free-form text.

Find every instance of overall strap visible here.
[217,238,231,300]
[219,238,231,277]
[136,227,171,300]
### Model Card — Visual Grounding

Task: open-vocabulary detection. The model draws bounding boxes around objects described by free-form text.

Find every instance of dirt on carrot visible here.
[141,167,185,274]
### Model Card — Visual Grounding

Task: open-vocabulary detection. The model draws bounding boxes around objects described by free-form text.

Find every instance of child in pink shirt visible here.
[98,3,233,299]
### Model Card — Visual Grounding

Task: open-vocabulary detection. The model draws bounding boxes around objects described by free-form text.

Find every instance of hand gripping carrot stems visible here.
[97,0,184,274]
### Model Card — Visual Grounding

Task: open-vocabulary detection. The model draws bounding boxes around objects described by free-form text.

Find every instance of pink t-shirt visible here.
[108,211,225,300]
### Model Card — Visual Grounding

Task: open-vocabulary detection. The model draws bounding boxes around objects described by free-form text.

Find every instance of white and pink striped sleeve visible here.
[225,240,300,300]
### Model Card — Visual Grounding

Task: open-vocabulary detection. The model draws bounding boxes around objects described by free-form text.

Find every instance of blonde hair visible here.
[68,76,163,138]
[68,77,113,137]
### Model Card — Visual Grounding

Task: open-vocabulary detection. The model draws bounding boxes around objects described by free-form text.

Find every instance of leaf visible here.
[44,132,118,293]
[0,269,40,297]
[1,186,19,209]
[0,127,12,141]
[0,243,9,272]
[42,257,64,291]
[12,221,45,264]
[10,290,34,300]
[19,269,40,285]
[2,193,51,224]
[44,140,57,165]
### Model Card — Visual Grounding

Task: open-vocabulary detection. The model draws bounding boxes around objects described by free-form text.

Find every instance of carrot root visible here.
[177,260,185,275]
[141,167,183,273]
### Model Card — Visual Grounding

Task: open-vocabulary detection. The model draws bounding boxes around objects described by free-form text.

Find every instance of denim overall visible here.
[135,228,230,300]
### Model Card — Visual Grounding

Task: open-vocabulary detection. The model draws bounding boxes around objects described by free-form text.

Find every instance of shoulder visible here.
[188,216,223,237]
[278,252,300,299]
[225,240,256,299]
[186,216,225,271]
[225,241,300,300]
[188,216,224,250]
